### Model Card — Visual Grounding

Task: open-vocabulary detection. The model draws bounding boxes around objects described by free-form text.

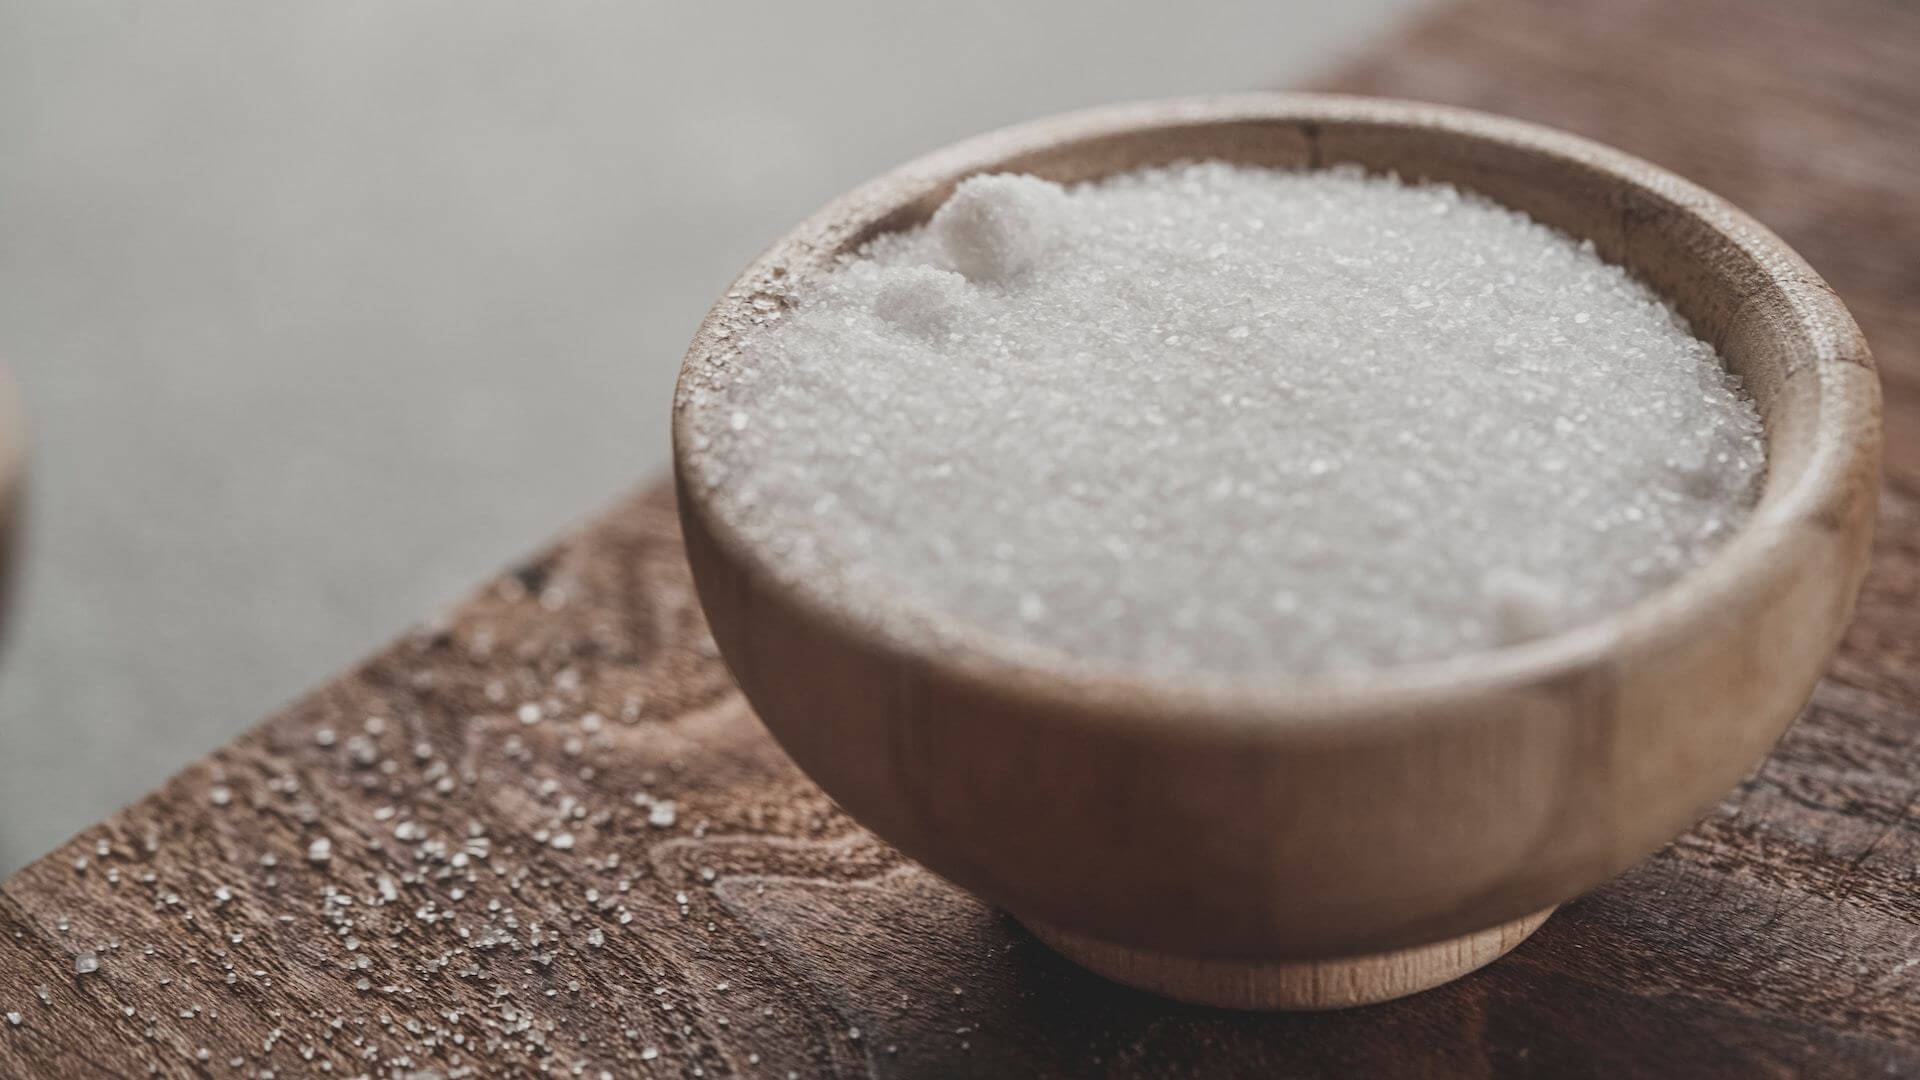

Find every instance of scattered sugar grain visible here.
[689,164,1765,675]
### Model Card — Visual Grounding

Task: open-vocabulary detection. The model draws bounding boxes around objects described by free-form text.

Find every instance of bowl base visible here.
[1022,906,1554,1010]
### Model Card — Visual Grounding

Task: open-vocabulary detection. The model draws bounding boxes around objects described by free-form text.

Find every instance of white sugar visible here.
[689,163,1765,676]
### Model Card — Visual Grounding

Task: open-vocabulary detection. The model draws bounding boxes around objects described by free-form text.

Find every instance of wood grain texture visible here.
[4,0,1919,1075]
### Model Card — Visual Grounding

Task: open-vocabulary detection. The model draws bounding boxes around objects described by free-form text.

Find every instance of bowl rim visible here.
[672,92,1878,737]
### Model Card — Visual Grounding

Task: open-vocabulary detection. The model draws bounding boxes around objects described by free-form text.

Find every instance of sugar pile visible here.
[683,163,1765,676]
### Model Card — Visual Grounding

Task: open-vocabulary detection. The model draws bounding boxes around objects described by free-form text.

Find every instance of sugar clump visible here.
[688,163,1766,676]
[931,174,1068,283]
[872,266,970,340]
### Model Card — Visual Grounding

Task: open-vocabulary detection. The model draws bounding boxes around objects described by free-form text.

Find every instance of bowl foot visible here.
[1022,906,1554,1010]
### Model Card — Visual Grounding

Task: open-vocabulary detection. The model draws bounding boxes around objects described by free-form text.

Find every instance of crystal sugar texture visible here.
[686,164,1766,676]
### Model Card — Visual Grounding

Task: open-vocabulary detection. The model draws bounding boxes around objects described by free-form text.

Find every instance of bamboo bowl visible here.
[672,95,1881,1009]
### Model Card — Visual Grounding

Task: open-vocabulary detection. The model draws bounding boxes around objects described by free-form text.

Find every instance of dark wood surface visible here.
[5,0,1919,1075]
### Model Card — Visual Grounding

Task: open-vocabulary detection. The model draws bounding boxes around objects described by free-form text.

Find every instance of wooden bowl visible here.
[672,94,1881,1009]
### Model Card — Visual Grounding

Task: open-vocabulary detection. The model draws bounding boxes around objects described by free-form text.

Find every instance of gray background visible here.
[0,0,1420,873]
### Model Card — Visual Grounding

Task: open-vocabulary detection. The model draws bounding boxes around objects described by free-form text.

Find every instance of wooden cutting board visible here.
[4,0,1917,1075]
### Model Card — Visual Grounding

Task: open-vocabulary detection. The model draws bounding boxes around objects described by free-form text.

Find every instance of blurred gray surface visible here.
[0,0,1421,872]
